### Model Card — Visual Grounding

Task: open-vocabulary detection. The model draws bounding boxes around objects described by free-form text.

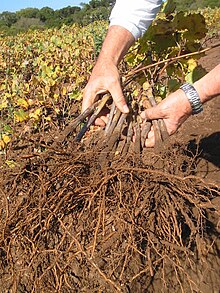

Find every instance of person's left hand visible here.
[140,89,192,147]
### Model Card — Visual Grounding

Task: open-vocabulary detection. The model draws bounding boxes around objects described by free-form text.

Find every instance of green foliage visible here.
[199,7,220,35]
[86,21,108,56]
[38,7,54,22]
[16,8,40,19]
[125,0,208,98]
[0,11,18,27]
[175,0,220,11]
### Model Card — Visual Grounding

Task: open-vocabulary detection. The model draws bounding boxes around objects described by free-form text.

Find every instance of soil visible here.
[174,35,220,186]
[0,36,220,293]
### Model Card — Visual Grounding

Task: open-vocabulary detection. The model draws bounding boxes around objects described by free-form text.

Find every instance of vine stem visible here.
[125,42,220,79]
[75,94,111,142]
[148,95,169,142]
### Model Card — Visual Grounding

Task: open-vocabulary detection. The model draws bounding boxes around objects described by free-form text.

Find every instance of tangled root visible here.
[0,144,219,292]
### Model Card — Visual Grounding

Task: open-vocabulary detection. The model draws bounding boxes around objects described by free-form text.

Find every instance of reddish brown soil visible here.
[0,37,219,293]
[175,36,220,185]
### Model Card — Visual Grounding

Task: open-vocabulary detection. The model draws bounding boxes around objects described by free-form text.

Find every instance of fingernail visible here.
[123,105,129,113]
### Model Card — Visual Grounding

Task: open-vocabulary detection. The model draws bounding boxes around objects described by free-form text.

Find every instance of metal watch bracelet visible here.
[180,83,203,115]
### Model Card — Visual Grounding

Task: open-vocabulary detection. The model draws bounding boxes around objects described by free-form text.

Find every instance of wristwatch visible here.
[180,83,203,115]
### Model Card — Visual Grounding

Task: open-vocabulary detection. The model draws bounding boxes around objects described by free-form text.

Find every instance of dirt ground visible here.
[0,37,220,293]
[174,35,220,186]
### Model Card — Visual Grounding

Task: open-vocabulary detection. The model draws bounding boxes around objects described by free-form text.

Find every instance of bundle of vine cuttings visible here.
[53,81,169,159]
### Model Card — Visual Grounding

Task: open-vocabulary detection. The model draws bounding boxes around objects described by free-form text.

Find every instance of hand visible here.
[140,89,192,147]
[81,26,134,126]
[140,64,220,147]
[82,59,129,126]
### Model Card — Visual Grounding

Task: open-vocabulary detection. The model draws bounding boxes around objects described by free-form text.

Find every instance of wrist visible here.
[96,52,118,68]
[174,89,193,115]
[193,64,220,104]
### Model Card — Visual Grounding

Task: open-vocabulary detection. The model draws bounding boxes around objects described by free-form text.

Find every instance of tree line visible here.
[0,0,116,35]
[0,0,219,36]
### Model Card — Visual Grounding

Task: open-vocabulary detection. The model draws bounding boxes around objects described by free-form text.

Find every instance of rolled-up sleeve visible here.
[109,0,162,40]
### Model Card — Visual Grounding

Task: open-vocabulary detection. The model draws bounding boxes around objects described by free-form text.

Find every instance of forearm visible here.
[194,64,220,104]
[95,25,135,67]
[97,0,163,65]
[97,0,162,65]
[82,26,134,115]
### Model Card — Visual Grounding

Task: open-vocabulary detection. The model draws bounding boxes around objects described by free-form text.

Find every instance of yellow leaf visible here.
[62,87,67,95]
[53,93,59,100]
[187,58,197,72]
[30,108,42,120]
[52,72,57,79]
[14,109,29,122]
[17,98,29,109]
[4,160,17,168]
[2,134,11,144]
[35,108,41,115]
[54,107,60,114]
[50,79,56,86]
[0,84,6,90]
[68,91,82,101]
[5,92,11,98]
[0,99,8,110]
[24,83,30,93]
[132,89,139,97]
[0,140,5,150]
[45,116,51,122]
[142,81,151,91]
[55,66,61,74]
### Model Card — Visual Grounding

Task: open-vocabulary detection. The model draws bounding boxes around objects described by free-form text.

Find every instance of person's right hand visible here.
[82,59,129,126]
[81,25,135,126]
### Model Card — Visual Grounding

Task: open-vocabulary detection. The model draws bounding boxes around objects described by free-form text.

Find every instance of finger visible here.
[94,106,109,126]
[94,117,106,127]
[143,127,154,147]
[94,114,108,127]
[110,83,129,114]
[140,106,163,121]
[99,115,108,125]
[145,136,155,148]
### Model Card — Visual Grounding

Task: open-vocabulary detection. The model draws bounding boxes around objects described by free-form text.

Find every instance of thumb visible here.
[110,82,129,114]
[140,105,163,121]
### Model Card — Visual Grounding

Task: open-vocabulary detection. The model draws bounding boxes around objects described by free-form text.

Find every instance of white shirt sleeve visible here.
[109,0,162,40]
